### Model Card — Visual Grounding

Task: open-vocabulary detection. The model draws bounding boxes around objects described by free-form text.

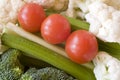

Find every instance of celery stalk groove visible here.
[2,33,95,80]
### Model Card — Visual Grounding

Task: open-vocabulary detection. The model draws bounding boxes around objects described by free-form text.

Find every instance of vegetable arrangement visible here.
[1,2,120,80]
[18,3,98,64]
[0,2,96,80]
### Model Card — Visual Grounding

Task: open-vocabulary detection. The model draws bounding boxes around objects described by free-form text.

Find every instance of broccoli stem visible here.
[2,33,96,80]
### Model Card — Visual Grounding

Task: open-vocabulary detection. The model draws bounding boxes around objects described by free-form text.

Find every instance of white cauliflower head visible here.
[93,51,120,80]
[85,1,120,43]
[0,0,25,24]
[65,0,95,18]
[65,0,120,18]
[0,0,25,54]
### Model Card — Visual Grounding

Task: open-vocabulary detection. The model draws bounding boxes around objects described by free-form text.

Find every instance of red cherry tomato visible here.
[41,14,71,44]
[65,30,98,64]
[18,3,46,32]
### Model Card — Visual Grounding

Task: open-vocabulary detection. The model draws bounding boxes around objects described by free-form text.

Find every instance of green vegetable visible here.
[97,39,120,60]
[0,49,24,80]
[66,17,89,31]
[20,67,76,80]
[0,48,75,80]
[1,33,95,80]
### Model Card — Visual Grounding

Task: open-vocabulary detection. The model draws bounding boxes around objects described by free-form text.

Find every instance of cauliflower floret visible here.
[0,0,68,24]
[24,0,69,11]
[93,51,120,80]
[0,0,25,24]
[0,0,25,54]
[65,0,94,18]
[65,0,120,18]
[85,1,120,43]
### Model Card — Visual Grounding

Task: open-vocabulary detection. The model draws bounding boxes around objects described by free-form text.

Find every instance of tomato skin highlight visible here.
[18,3,46,32]
[41,14,71,44]
[65,30,98,64]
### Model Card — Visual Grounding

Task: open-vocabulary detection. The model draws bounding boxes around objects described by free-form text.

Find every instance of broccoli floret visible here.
[0,49,24,80]
[20,67,76,80]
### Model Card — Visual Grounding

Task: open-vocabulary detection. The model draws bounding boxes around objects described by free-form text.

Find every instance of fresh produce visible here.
[4,22,94,69]
[0,0,25,24]
[65,30,98,64]
[85,1,120,43]
[5,23,69,58]
[66,16,89,31]
[0,49,24,80]
[2,13,120,80]
[0,48,76,80]
[65,16,120,60]
[41,14,71,44]
[65,0,120,19]
[17,2,97,65]
[18,3,46,32]
[2,0,120,80]
[1,30,95,80]
[20,67,75,80]
[93,51,120,80]
[2,12,120,80]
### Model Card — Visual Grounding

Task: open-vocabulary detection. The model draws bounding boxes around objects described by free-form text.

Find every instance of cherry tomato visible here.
[18,3,46,32]
[65,30,98,64]
[41,14,71,44]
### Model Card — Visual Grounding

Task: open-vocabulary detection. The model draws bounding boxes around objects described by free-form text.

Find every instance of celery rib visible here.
[2,33,95,80]
[66,17,89,31]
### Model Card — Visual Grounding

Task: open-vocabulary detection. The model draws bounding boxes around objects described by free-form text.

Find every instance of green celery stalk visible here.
[66,17,89,31]
[1,33,96,80]
[97,39,120,60]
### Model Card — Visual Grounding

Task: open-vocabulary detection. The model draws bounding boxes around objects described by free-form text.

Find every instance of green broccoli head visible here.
[20,67,76,80]
[0,49,24,80]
